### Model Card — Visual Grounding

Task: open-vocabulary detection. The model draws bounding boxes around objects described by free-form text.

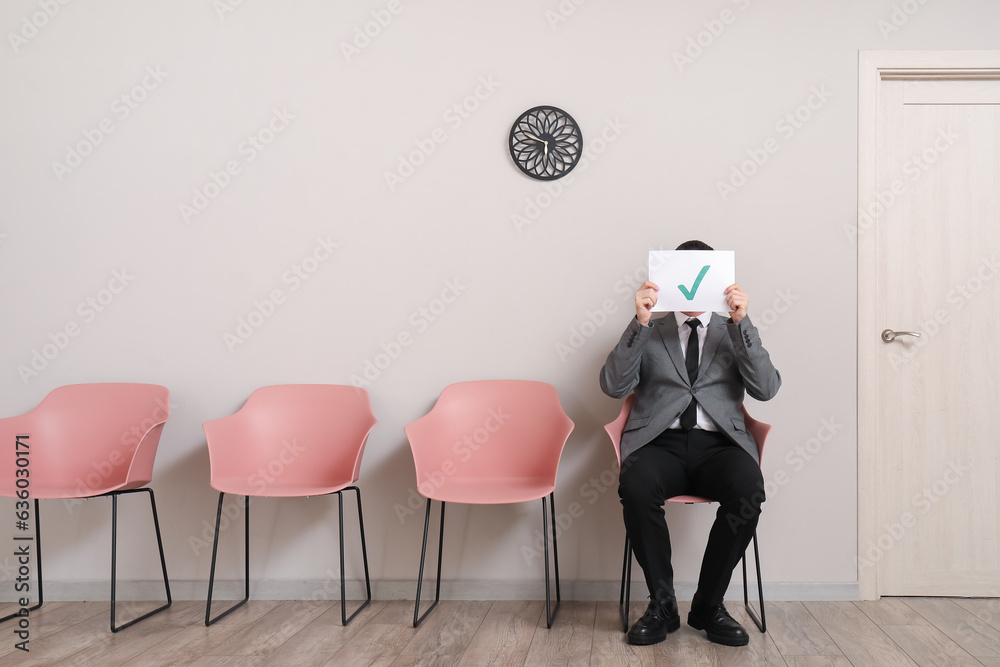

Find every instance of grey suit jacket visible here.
[599,313,781,464]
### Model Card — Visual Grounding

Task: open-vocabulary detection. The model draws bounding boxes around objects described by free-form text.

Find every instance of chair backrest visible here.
[604,394,636,468]
[203,385,376,494]
[741,410,771,462]
[604,394,769,467]
[0,383,170,499]
[404,380,574,489]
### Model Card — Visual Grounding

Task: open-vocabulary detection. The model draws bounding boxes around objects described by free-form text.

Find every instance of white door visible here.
[859,51,1000,598]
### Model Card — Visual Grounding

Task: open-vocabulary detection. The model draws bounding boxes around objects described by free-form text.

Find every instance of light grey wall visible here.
[1,0,998,599]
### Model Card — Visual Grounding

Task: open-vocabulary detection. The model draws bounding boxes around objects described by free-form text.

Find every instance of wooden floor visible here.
[2,598,1000,666]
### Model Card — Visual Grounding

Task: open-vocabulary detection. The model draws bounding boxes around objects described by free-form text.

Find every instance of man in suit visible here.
[600,240,781,647]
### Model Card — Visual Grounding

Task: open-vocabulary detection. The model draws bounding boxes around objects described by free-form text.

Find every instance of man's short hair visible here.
[675,240,714,251]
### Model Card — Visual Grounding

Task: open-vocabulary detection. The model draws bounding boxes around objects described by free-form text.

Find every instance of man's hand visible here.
[635,281,659,326]
[724,283,748,323]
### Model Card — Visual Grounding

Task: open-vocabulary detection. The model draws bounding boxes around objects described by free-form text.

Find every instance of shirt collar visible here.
[673,311,711,328]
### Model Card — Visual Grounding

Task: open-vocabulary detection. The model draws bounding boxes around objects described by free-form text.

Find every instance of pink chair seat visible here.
[667,495,712,504]
[422,477,557,504]
[209,476,357,498]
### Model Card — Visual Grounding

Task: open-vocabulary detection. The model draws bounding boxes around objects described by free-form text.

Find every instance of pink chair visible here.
[202,385,376,626]
[0,383,172,632]
[605,394,770,634]
[404,380,574,628]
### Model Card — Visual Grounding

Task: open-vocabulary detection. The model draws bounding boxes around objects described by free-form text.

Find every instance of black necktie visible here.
[680,319,700,429]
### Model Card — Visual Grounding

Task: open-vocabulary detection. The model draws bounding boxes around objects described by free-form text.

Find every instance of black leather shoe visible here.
[687,603,750,646]
[627,598,681,646]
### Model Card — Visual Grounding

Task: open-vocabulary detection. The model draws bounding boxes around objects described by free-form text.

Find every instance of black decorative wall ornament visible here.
[508,106,583,180]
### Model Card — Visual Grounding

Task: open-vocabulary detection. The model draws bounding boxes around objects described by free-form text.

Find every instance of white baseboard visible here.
[1,580,859,602]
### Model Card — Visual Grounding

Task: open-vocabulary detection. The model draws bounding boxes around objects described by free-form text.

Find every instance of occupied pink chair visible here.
[0,383,172,632]
[605,394,770,634]
[202,385,376,626]
[404,380,574,628]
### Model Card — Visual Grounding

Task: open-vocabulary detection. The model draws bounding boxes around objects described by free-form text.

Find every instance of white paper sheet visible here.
[648,250,735,312]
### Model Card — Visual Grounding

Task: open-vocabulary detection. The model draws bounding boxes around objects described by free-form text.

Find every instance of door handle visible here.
[881,329,921,343]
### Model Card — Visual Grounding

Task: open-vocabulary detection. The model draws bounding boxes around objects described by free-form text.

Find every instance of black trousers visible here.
[618,428,765,608]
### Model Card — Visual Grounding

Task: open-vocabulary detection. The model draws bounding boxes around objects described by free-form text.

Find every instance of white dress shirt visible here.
[666,311,719,431]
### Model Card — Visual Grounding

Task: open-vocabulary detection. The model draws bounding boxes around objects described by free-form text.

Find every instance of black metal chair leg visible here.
[148,489,173,610]
[742,530,766,633]
[619,535,632,633]
[550,494,561,613]
[542,492,561,628]
[413,499,445,627]
[338,486,372,625]
[206,493,250,626]
[0,499,42,624]
[110,488,172,632]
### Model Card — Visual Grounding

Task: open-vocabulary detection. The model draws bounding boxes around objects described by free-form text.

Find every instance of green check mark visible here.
[678,265,710,301]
